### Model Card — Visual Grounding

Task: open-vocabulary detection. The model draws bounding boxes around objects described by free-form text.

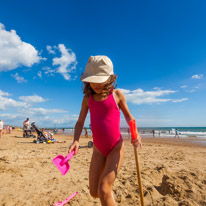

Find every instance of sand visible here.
[0,130,206,206]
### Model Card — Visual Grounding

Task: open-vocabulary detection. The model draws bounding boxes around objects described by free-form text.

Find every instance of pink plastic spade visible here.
[53,150,75,175]
[54,192,78,206]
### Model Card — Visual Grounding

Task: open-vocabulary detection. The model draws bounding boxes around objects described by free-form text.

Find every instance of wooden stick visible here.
[129,119,145,206]
[134,146,145,206]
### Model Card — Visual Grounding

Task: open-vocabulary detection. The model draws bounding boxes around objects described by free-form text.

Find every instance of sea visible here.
[55,127,206,139]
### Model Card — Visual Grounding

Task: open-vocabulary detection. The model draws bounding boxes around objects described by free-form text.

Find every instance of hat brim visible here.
[81,75,110,83]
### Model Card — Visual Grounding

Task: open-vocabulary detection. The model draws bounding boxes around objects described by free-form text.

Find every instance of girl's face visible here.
[90,81,107,94]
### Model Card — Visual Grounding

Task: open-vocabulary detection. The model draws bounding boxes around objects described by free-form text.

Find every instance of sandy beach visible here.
[0,130,206,206]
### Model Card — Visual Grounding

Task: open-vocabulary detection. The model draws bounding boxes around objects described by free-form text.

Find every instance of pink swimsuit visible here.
[89,92,123,157]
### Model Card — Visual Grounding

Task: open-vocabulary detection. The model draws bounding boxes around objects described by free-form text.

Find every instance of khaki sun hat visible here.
[81,55,114,83]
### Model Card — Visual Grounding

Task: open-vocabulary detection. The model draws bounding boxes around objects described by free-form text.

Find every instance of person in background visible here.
[84,127,88,138]
[175,128,179,138]
[127,128,130,139]
[23,118,30,130]
[89,124,93,138]
[0,120,5,139]
[23,118,30,137]
[6,125,10,134]
[152,129,155,137]
[10,126,12,134]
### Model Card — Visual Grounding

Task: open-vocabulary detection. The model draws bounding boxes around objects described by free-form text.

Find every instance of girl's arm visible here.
[69,95,89,154]
[115,90,134,124]
[114,90,142,147]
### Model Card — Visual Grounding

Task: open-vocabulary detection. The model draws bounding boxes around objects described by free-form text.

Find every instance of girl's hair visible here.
[82,74,117,96]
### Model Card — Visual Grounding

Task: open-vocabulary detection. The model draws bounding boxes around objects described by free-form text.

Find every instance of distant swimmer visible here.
[175,128,179,138]
[152,129,155,137]
[84,127,88,138]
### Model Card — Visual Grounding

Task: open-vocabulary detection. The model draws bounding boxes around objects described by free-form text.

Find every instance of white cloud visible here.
[0,88,72,127]
[37,71,42,78]
[23,107,67,116]
[135,118,172,124]
[0,113,27,126]
[11,73,27,83]
[42,66,55,76]
[186,89,196,93]
[180,85,187,88]
[46,45,56,54]
[119,88,130,94]
[0,112,72,127]
[11,109,73,126]
[0,96,28,111]
[172,98,188,103]
[0,113,22,120]
[51,115,78,124]
[19,94,48,103]
[0,23,42,71]
[153,87,162,90]
[120,117,173,127]
[0,89,10,96]
[120,88,177,104]
[52,44,77,80]
[0,90,29,111]
[192,74,203,79]
[31,114,78,127]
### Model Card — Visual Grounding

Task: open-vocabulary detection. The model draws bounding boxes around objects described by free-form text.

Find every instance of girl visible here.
[69,55,142,206]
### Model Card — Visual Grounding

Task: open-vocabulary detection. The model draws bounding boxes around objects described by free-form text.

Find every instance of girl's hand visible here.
[69,140,79,155]
[131,135,142,148]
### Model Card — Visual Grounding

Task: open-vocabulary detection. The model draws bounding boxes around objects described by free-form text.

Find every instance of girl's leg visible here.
[98,141,124,206]
[89,145,106,198]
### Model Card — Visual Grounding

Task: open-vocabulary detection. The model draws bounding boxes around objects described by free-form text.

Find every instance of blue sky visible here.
[0,0,205,127]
